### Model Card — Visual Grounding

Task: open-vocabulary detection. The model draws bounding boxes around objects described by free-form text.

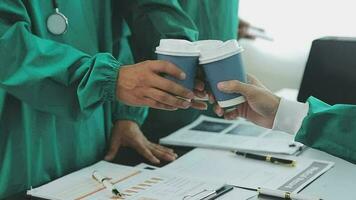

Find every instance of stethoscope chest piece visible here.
[47,8,68,35]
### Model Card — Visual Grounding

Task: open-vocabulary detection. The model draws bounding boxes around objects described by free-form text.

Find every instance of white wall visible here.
[239,0,356,91]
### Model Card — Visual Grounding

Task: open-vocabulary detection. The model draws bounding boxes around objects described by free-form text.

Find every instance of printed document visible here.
[160,115,303,154]
[161,148,334,192]
[27,161,256,200]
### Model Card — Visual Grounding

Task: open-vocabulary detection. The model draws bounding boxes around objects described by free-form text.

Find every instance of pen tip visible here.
[291,161,297,167]
[112,189,122,197]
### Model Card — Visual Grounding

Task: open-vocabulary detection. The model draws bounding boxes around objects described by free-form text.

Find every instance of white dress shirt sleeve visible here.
[272,98,309,135]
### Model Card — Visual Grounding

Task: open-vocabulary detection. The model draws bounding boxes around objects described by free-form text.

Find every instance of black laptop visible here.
[298,37,356,105]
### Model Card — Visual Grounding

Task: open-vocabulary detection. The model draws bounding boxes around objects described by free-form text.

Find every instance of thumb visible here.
[217,80,253,96]
[104,135,122,161]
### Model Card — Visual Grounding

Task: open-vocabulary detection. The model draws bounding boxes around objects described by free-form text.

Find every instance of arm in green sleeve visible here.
[121,0,199,61]
[295,97,356,164]
[111,22,148,126]
[0,1,120,120]
[112,101,148,126]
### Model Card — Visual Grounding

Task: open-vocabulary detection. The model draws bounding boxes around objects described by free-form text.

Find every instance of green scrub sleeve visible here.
[112,101,148,126]
[110,21,148,126]
[110,0,198,125]
[295,97,356,164]
[123,0,199,61]
[0,2,120,120]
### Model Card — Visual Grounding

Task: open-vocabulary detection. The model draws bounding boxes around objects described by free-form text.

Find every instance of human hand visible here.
[214,75,280,128]
[117,60,195,111]
[105,120,178,164]
[191,79,208,110]
[238,19,265,40]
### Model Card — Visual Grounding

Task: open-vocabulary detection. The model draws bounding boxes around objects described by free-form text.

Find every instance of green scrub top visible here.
[141,0,239,141]
[295,97,356,164]
[0,0,197,198]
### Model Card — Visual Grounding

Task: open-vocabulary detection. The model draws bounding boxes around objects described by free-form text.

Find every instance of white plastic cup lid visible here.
[199,39,244,64]
[155,39,200,57]
[193,40,224,50]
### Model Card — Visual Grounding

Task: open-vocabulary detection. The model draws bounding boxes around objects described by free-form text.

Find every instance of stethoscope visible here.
[47,0,68,35]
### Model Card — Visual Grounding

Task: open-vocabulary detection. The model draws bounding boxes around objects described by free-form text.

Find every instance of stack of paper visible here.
[27,152,334,200]
[27,161,256,200]
[27,115,335,200]
[161,148,334,192]
[160,115,303,154]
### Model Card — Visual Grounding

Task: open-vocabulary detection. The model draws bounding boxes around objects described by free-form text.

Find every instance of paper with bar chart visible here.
[27,161,256,200]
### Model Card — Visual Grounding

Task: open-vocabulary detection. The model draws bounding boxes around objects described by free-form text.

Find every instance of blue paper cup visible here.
[193,40,224,101]
[199,40,247,108]
[156,39,200,91]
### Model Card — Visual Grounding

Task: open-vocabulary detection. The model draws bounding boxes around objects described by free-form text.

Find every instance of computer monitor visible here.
[298,37,356,105]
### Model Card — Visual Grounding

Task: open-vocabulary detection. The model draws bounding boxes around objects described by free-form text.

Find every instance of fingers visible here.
[194,79,205,91]
[135,142,161,164]
[104,132,122,161]
[191,100,208,110]
[142,97,178,111]
[217,80,252,96]
[149,74,195,100]
[148,60,195,100]
[224,103,249,120]
[146,88,191,109]
[194,79,207,98]
[247,74,267,89]
[245,34,257,40]
[134,140,177,164]
[194,90,207,98]
[150,144,177,162]
[156,144,175,154]
[208,93,215,104]
[224,109,239,120]
[214,104,224,117]
[151,60,186,80]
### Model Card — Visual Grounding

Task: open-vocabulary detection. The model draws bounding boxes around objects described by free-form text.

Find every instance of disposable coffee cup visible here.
[156,39,200,92]
[199,39,247,108]
[193,40,224,101]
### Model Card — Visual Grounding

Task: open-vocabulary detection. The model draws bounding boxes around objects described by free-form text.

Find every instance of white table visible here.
[251,86,356,199]
[296,148,355,199]
[249,148,356,200]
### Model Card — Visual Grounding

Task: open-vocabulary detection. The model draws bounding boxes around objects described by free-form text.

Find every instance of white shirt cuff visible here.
[272,98,309,135]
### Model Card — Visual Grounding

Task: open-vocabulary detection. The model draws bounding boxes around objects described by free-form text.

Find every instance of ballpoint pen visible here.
[233,185,322,200]
[205,185,234,200]
[257,187,322,200]
[295,145,308,156]
[182,185,234,200]
[92,170,122,197]
[233,151,297,167]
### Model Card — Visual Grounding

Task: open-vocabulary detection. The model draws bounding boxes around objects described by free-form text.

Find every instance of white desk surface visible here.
[250,148,356,200]
[250,88,356,199]
[297,148,355,199]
